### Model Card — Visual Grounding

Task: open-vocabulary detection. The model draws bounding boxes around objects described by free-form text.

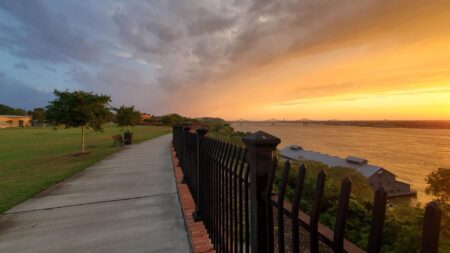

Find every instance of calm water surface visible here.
[233,123,450,203]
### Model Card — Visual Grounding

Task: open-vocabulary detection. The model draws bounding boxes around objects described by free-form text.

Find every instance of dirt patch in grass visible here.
[71,152,91,157]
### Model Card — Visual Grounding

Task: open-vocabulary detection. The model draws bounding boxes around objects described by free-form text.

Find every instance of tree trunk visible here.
[89,128,93,146]
[82,125,85,153]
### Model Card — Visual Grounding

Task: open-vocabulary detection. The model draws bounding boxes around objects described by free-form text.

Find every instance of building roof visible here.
[279,145,384,178]
[0,115,30,118]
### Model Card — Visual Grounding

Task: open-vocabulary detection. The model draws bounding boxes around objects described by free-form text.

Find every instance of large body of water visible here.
[233,123,450,203]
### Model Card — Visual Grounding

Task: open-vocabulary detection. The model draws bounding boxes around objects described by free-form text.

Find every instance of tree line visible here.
[1,90,142,153]
[2,90,240,154]
[0,104,46,124]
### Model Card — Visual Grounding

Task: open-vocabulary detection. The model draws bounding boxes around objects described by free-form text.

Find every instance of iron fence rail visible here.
[172,125,442,253]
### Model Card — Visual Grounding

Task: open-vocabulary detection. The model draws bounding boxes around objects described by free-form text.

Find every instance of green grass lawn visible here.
[0,124,171,213]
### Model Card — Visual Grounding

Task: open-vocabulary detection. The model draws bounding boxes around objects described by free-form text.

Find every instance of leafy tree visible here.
[160,113,187,125]
[272,158,449,252]
[45,90,111,153]
[426,168,450,207]
[29,108,45,124]
[114,105,141,130]
[0,104,26,115]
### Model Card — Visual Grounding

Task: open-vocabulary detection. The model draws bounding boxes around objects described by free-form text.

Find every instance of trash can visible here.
[124,131,133,145]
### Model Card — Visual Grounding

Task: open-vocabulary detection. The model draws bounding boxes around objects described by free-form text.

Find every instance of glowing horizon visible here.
[174,2,450,121]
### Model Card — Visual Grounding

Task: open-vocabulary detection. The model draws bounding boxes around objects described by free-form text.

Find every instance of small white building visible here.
[279,145,416,198]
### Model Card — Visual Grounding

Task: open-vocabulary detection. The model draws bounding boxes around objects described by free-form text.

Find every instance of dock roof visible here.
[279,145,383,178]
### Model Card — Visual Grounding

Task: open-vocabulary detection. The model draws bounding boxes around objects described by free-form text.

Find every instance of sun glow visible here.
[266,86,450,120]
[184,34,450,120]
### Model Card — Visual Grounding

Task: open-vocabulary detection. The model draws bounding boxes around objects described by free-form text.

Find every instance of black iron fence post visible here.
[420,201,442,253]
[176,124,182,157]
[182,125,191,184]
[172,125,175,149]
[173,125,181,158]
[179,125,185,166]
[193,127,208,221]
[243,131,280,253]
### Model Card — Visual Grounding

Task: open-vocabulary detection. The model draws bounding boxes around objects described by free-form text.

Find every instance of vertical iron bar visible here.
[206,138,213,236]
[233,147,243,253]
[333,177,352,253]
[244,163,250,253]
[266,159,277,253]
[211,138,218,242]
[226,145,237,251]
[230,146,239,252]
[207,138,213,236]
[217,141,226,251]
[177,125,181,156]
[277,160,291,253]
[182,125,191,183]
[224,145,232,252]
[220,143,231,252]
[238,149,247,253]
[291,164,306,253]
[367,187,387,253]
[172,126,175,149]
[214,140,225,250]
[310,170,326,253]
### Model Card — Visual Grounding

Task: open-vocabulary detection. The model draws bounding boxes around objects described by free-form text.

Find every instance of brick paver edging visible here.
[170,144,215,253]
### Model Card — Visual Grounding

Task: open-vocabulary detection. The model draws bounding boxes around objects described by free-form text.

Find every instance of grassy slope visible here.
[0,124,171,213]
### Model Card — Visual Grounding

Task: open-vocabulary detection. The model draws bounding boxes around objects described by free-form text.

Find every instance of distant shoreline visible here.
[229,120,450,129]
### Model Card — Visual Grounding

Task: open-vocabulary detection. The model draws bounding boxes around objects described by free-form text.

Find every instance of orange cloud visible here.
[168,1,450,120]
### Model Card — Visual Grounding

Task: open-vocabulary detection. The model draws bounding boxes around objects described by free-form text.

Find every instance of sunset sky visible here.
[1,1,450,120]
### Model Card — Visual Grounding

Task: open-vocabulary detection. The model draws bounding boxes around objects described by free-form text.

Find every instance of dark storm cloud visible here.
[185,9,236,36]
[0,0,447,115]
[0,0,411,93]
[108,0,402,92]
[108,0,448,97]
[0,72,53,109]
[14,62,28,70]
[0,1,99,63]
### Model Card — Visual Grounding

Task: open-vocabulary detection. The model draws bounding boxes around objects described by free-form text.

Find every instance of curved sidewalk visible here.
[0,134,190,253]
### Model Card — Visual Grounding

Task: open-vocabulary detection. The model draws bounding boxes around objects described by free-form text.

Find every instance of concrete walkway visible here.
[0,134,191,253]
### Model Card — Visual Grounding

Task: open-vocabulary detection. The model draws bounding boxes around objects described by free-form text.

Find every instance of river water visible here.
[233,123,450,204]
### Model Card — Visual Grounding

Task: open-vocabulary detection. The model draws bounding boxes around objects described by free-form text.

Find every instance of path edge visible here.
[169,143,215,253]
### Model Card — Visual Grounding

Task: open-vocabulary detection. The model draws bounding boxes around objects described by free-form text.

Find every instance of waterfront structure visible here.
[173,127,441,252]
[0,115,32,128]
[280,145,416,198]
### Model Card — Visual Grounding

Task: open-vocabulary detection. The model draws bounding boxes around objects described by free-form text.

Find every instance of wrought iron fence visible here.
[172,124,442,253]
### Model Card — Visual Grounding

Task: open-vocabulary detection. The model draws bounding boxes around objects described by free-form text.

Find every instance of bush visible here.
[272,158,450,252]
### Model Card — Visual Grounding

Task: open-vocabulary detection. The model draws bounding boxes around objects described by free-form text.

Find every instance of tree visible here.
[30,108,45,125]
[114,105,141,130]
[0,104,26,115]
[160,113,187,125]
[45,90,111,153]
[426,168,450,207]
